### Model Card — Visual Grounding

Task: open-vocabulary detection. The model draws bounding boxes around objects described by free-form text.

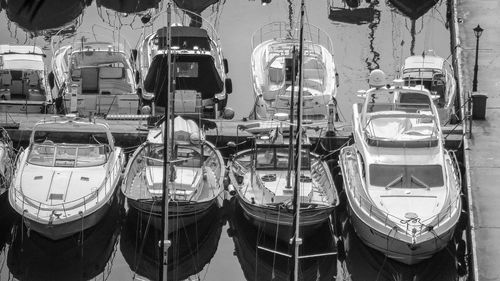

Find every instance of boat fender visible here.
[251,197,255,204]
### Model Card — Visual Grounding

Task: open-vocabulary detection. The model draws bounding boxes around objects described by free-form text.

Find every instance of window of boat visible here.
[28,144,56,166]
[175,62,198,78]
[27,144,107,167]
[369,164,444,188]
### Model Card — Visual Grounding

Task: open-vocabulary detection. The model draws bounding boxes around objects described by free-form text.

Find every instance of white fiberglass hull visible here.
[340,146,461,265]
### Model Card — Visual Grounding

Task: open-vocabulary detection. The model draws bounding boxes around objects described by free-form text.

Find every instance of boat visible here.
[96,0,161,13]
[0,45,53,114]
[51,27,141,117]
[0,128,14,196]
[121,116,225,231]
[401,50,457,124]
[120,204,222,281]
[8,116,125,240]
[249,21,338,121]
[228,130,338,241]
[137,7,233,119]
[339,77,462,265]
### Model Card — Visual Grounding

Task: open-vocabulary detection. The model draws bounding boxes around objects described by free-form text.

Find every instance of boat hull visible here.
[237,195,334,242]
[19,195,115,240]
[126,197,219,232]
[345,197,456,265]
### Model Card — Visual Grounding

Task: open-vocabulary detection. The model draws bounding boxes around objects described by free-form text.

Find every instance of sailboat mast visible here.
[291,0,305,280]
[161,2,173,281]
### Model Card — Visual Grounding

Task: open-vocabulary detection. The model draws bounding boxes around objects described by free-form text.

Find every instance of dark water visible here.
[0,0,468,280]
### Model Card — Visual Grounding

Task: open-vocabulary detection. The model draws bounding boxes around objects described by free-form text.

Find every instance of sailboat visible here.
[249,19,338,121]
[339,79,462,265]
[228,0,339,246]
[121,116,225,230]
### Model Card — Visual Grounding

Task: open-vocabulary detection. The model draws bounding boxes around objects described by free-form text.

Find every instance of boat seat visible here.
[303,68,325,81]
[303,79,324,92]
[1,72,12,87]
[269,67,284,84]
[28,71,39,87]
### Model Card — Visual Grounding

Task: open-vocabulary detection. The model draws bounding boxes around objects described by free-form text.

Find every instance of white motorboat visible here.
[138,8,233,119]
[249,22,338,121]
[0,45,53,114]
[51,27,140,117]
[0,128,14,196]
[401,50,457,124]
[339,81,462,265]
[121,116,225,231]
[9,117,125,240]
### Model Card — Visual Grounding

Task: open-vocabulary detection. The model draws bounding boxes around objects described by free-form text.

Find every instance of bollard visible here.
[471,92,488,120]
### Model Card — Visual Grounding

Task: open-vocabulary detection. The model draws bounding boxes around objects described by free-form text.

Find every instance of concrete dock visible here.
[457,0,500,280]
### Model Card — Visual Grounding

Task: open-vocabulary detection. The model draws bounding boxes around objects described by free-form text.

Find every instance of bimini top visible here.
[0,45,45,71]
[402,55,445,79]
[143,53,223,102]
[156,26,211,51]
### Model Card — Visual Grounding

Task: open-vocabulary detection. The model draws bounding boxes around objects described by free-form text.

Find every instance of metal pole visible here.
[472,34,480,92]
[161,2,172,281]
[291,0,305,280]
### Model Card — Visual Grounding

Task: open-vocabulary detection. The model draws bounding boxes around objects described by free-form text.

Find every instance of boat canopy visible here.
[156,26,211,51]
[0,46,45,70]
[144,54,223,106]
[403,55,444,71]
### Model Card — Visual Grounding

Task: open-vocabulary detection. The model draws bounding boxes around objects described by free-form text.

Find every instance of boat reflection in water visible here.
[7,196,122,281]
[96,0,161,13]
[227,199,337,281]
[328,0,380,25]
[3,0,90,34]
[387,0,439,20]
[336,210,466,281]
[120,204,223,281]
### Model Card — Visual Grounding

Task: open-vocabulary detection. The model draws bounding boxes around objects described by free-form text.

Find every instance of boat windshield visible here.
[27,143,108,167]
[255,147,310,170]
[369,164,444,188]
[146,144,205,168]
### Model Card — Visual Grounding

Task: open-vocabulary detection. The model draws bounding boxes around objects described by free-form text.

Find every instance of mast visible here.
[290,0,305,280]
[286,46,297,189]
[160,2,173,281]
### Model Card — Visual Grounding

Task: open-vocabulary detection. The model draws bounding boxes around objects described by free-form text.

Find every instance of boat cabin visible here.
[0,45,49,103]
[61,42,138,115]
[402,55,448,104]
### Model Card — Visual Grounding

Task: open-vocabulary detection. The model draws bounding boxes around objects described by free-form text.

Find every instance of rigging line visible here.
[133,197,158,275]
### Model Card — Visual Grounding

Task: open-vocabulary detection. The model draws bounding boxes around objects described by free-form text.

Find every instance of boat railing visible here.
[342,147,461,237]
[11,154,121,219]
[251,21,334,55]
[51,25,133,57]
